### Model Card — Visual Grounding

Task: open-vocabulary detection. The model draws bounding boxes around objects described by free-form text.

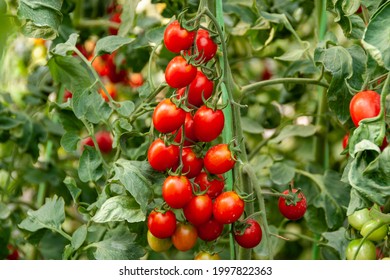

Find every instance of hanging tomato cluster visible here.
[146,18,263,255]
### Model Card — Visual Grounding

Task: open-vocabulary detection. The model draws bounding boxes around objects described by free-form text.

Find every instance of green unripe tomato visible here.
[347,208,371,230]
[147,230,172,252]
[360,220,388,242]
[346,239,376,260]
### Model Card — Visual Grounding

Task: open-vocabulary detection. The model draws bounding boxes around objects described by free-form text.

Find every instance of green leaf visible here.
[63,176,81,203]
[71,225,87,250]
[241,116,264,134]
[60,131,79,152]
[269,124,317,144]
[78,148,104,183]
[145,26,165,45]
[118,0,140,37]
[346,45,366,91]
[314,46,353,124]
[48,55,92,95]
[253,225,285,260]
[19,196,65,232]
[322,227,349,260]
[362,2,390,70]
[89,225,145,260]
[275,42,310,62]
[92,196,145,224]
[51,33,78,56]
[270,162,295,185]
[115,100,135,117]
[0,202,11,219]
[72,89,113,124]
[299,169,350,230]
[17,0,63,40]
[94,36,134,58]
[347,147,390,206]
[112,160,161,212]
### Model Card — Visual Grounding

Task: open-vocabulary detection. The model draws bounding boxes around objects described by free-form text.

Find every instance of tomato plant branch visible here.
[243,163,274,260]
[241,76,329,97]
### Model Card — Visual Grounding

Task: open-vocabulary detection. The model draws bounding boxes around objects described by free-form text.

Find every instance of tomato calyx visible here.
[281,187,305,206]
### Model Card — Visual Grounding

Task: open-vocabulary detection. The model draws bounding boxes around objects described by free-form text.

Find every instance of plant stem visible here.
[241,77,328,97]
[243,164,273,260]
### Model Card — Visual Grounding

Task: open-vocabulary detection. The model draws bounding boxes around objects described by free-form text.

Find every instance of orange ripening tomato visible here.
[99,83,117,102]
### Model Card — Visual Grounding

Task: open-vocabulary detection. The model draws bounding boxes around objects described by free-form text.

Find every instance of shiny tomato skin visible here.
[213,191,244,224]
[196,218,224,241]
[346,238,376,260]
[234,219,262,249]
[194,172,224,199]
[164,20,195,53]
[147,138,180,172]
[165,56,197,89]
[152,99,186,134]
[348,208,371,231]
[204,144,236,175]
[147,230,172,252]
[195,29,218,62]
[183,194,213,226]
[147,210,177,239]
[174,112,198,146]
[193,106,225,142]
[179,70,214,107]
[83,131,113,154]
[349,90,381,127]
[194,251,221,260]
[162,175,193,209]
[360,220,388,242]
[181,147,203,179]
[171,222,198,252]
[278,189,307,220]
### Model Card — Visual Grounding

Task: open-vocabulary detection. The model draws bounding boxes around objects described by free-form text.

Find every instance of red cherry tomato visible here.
[278,189,307,220]
[181,147,203,179]
[83,131,113,154]
[152,99,186,134]
[195,29,217,62]
[174,112,198,146]
[147,138,179,172]
[171,222,198,252]
[105,53,128,84]
[213,191,244,224]
[162,175,193,209]
[343,133,349,149]
[108,12,121,35]
[6,245,19,260]
[204,144,236,175]
[128,73,144,88]
[183,194,213,226]
[164,20,195,53]
[63,90,73,102]
[165,56,197,89]
[178,70,214,107]
[147,209,177,239]
[99,82,117,102]
[197,217,224,241]
[193,106,225,142]
[194,172,224,199]
[234,219,262,249]
[349,90,381,127]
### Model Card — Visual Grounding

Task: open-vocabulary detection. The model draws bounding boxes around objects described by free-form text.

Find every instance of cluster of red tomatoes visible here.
[346,207,389,260]
[146,19,264,256]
